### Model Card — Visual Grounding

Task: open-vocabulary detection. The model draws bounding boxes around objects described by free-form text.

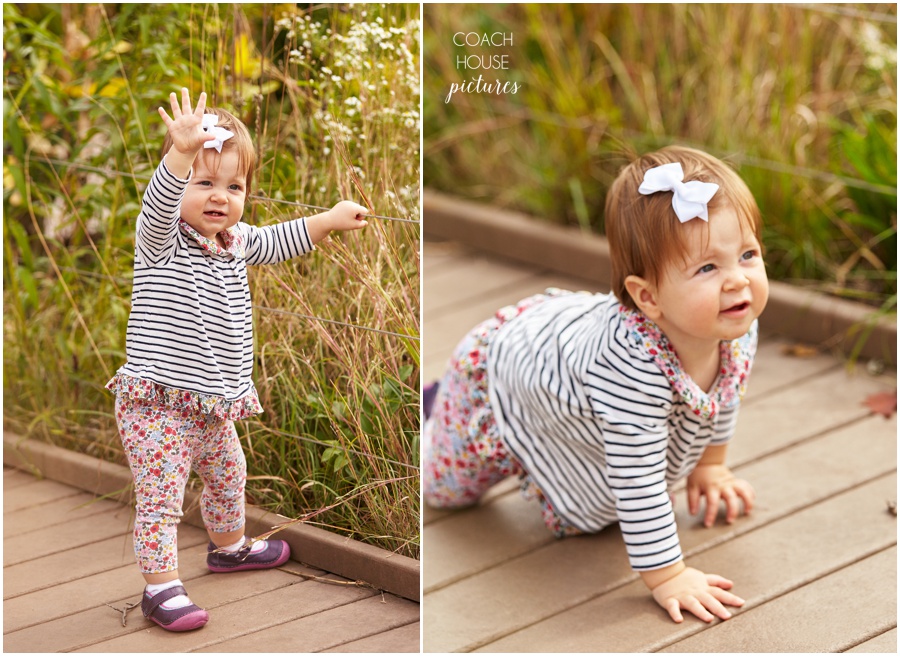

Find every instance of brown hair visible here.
[605,145,763,310]
[161,107,256,194]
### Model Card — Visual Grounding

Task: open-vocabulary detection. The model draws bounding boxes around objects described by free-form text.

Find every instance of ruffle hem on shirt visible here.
[105,373,264,421]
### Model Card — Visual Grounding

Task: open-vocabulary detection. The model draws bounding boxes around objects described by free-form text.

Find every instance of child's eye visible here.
[741,250,758,261]
[229,184,243,191]
[697,263,715,275]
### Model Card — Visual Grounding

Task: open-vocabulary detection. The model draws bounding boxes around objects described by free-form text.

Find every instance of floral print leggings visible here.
[115,395,247,574]
[423,290,584,537]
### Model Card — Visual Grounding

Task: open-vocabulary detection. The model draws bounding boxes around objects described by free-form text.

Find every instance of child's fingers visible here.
[687,484,700,516]
[709,585,745,609]
[697,592,732,621]
[179,87,193,116]
[721,487,740,523]
[168,91,183,118]
[703,488,720,527]
[704,573,735,590]
[682,595,715,623]
[734,479,756,514]
[194,91,208,116]
[665,599,684,623]
[158,105,173,125]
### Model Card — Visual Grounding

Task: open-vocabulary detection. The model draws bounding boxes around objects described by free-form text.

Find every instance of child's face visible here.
[653,205,768,348]
[180,149,247,241]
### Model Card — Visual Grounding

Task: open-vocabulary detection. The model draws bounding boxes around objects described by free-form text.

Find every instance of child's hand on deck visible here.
[326,201,370,232]
[646,564,745,624]
[158,87,216,156]
[687,463,755,528]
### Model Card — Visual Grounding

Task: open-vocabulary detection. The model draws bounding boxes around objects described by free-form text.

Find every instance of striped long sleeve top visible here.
[106,160,315,419]
[487,291,756,571]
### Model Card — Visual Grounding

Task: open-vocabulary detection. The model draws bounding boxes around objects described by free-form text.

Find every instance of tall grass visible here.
[4,3,420,557]
[423,4,896,311]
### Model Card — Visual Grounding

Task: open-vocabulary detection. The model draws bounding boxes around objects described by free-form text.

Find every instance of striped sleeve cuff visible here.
[616,492,684,571]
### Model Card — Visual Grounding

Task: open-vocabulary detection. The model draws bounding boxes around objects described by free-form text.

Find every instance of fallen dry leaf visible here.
[861,390,897,418]
[781,343,820,358]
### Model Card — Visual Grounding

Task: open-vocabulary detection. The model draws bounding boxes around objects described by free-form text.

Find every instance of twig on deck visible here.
[276,567,386,601]
[106,600,141,627]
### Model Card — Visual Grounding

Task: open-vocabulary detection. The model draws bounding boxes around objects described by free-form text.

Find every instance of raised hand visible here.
[158,87,216,159]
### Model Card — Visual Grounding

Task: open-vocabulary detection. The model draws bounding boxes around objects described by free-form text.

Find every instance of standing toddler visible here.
[107,88,368,631]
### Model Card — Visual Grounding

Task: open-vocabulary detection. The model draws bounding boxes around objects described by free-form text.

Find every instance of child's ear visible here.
[624,275,663,320]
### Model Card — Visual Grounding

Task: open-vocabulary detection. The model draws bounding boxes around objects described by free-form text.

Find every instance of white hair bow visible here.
[638,162,719,223]
[201,114,234,153]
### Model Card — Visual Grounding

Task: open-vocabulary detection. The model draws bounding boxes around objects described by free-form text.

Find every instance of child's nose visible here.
[723,268,750,290]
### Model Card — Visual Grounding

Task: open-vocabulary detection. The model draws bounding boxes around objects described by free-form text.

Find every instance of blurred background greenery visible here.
[4,3,420,558]
[424,3,896,318]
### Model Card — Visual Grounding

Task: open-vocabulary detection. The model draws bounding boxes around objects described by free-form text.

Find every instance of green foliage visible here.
[3,3,420,558]
[424,4,897,309]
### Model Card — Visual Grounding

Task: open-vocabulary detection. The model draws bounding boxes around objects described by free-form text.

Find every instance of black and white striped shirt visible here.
[108,160,314,416]
[488,292,756,571]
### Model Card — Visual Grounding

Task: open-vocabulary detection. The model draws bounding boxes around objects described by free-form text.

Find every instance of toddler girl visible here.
[423,145,768,624]
[106,88,369,631]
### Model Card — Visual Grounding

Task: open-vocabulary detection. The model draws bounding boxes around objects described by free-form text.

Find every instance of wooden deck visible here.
[3,468,420,652]
[422,238,897,653]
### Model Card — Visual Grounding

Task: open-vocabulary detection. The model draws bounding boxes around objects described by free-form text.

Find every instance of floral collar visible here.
[618,305,755,419]
[179,219,245,259]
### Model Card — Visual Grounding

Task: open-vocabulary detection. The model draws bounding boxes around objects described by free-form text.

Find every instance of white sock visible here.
[219,536,267,554]
[145,578,192,610]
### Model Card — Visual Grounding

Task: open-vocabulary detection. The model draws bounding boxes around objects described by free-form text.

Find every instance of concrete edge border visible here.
[3,432,420,602]
[424,189,897,365]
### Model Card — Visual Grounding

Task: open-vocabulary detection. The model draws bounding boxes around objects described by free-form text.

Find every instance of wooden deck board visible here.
[4,505,135,566]
[661,547,897,653]
[422,239,898,653]
[479,478,896,653]
[847,628,898,653]
[321,621,421,653]
[3,469,419,652]
[3,477,82,514]
[192,593,420,653]
[5,490,126,537]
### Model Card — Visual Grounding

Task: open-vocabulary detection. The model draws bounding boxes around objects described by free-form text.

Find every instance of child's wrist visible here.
[640,560,686,590]
[697,444,727,466]
[163,147,199,180]
[321,208,337,233]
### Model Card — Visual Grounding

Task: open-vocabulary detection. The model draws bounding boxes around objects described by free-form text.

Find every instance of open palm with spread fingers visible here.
[651,566,745,623]
[158,87,216,156]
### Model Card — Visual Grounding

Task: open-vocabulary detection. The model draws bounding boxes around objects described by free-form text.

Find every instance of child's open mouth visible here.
[204,211,226,219]
[721,301,750,316]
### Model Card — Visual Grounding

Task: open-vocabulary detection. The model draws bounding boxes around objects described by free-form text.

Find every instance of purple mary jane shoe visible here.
[207,538,291,573]
[141,585,209,632]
